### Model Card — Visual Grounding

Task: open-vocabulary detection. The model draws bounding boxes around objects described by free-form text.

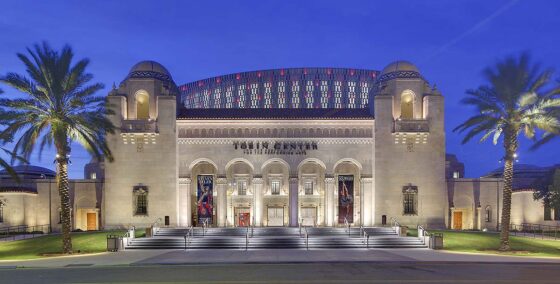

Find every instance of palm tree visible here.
[0,42,114,254]
[454,53,560,251]
[0,89,27,181]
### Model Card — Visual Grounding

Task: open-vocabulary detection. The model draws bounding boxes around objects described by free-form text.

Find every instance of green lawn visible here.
[0,229,145,260]
[409,229,560,257]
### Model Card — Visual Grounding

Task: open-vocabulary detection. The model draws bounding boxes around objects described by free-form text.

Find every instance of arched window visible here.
[402,185,418,215]
[133,185,148,216]
[400,90,414,119]
[485,206,492,222]
[135,90,150,120]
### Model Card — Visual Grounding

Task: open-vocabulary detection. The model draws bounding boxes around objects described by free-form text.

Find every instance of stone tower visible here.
[373,61,446,228]
[104,61,178,229]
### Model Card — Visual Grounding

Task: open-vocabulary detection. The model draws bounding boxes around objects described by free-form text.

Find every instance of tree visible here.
[0,89,27,181]
[0,42,114,254]
[454,53,560,251]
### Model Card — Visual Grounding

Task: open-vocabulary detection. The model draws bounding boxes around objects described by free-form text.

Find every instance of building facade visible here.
[0,60,557,232]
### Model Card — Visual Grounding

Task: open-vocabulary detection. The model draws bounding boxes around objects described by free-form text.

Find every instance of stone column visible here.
[289,177,299,227]
[361,178,373,226]
[253,178,264,226]
[216,177,228,227]
[178,178,191,227]
[325,177,335,227]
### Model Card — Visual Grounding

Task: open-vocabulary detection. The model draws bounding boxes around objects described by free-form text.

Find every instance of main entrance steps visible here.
[126,227,427,250]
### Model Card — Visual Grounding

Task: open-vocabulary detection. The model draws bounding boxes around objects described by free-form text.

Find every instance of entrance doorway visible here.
[300,207,316,226]
[453,211,463,230]
[267,207,284,226]
[86,213,97,231]
[235,208,251,227]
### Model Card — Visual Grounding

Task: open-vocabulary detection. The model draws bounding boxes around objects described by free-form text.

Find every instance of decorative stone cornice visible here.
[178,178,191,184]
[216,178,228,184]
[360,177,373,183]
[252,178,264,185]
[177,138,373,145]
[325,177,335,184]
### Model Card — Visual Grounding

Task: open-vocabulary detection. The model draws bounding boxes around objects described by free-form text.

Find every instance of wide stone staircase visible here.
[126,226,427,250]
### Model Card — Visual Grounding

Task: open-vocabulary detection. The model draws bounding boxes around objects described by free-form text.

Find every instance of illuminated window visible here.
[213,88,221,108]
[237,85,246,108]
[271,180,280,195]
[278,81,286,108]
[250,83,259,108]
[304,182,313,195]
[485,206,491,222]
[334,81,342,108]
[225,86,234,108]
[360,82,369,108]
[91,172,97,180]
[320,81,329,108]
[403,185,418,215]
[348,81,356,108]
[264,82,272,108]
[135,90,150,119]
[202,89,210,108]
[305,81,314,108]
[401,90,414,119]
[545,204,552,220]
[238,181,248,195]
[291,81,300,108]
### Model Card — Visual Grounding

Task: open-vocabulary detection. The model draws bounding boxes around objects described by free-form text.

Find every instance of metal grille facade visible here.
[179,68,379,109]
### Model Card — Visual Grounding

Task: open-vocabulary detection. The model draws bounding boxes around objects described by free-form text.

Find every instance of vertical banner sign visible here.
[197,175,213,225]
[338,175,354,224]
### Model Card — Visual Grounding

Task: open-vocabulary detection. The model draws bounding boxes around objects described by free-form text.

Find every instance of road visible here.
[1,262,560,284]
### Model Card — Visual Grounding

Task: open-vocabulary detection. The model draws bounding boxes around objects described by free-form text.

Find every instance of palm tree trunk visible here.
[499,130,517,251]
[56,155,73,254]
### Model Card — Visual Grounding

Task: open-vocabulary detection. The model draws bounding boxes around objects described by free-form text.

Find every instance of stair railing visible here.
[151,218,162,237]
[344,217,350,236]
[304,226,309,251]
[389,217,400,234]
[245,226,249,251]
[184,226,193,251]
[363,231,370,249]
[299,218,303,236]
[417,225,429,245]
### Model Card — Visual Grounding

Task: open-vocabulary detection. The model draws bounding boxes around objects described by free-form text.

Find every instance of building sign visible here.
[197,175,213,225]
[233,141,318,155]
[338,175,354,224]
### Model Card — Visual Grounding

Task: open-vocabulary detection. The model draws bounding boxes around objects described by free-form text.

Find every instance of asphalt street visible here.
[1,262,560,284]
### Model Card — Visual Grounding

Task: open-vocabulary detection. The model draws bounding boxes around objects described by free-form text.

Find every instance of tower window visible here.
[271,180,280,195]
[304,182,313,195]
[133,186,148,216]
[403,185,418,215]
[135,90,150,119]
[238,180,247,195]
[400,90,414,119]
[91,172,97,180]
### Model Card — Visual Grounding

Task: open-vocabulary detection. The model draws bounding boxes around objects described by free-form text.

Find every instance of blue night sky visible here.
[1,0,559,178]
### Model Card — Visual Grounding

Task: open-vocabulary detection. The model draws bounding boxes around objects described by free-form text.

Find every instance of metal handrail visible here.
[184,226,193,251]
[151,218,162,236]
[389,217,401,234]
[299,218,303,236]
[245,226,249,251]
[505,222,560,240]
[344,217,350,236]
[304,226,309,250]
[417,224,429,245]
[363,231,370,249]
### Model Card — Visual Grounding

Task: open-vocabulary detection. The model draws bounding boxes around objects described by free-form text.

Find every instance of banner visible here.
[338,175,354,224]
[197,175,213,225]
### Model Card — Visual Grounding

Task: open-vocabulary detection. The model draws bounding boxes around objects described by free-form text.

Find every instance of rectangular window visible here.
[485,207,491,222]
[238,181,247,195]
[136,194,148,215]
[304,182,313,195]
[403,186,418,215]
[0,206,3,223]
[271,181,280,195]
[91,172,97,180]
[555,207,560,221]
[453,171,460,179]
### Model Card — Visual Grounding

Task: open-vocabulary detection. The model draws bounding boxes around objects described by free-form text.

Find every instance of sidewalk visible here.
[2,248,560,268]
